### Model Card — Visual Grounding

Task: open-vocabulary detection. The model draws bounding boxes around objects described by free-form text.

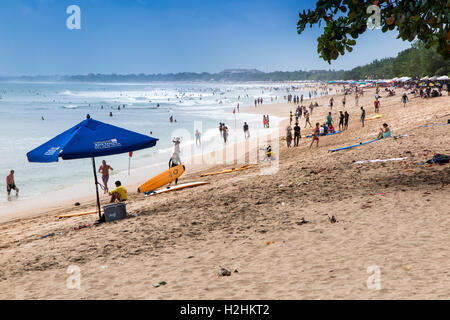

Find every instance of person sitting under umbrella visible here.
[109,181,128,203]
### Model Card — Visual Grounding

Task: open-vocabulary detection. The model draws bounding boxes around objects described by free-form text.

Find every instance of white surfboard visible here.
[144,181,210,197]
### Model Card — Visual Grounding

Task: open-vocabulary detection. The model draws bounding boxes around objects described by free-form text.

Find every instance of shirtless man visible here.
[6,170,19,196]
[98,160,114,194]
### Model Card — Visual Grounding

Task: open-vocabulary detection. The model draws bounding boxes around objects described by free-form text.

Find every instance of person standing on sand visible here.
[360,107,366,127]
[344,111,350,130]
[326,112,333,127]
[304,110,312,128]
[243,122,250,139]
[342,96,346,108]
[374,99,380,113]
[222,125,228,144]
[329,97,334,109]
[286,125,293,148]
[401,93,409,107]
[293,122,301,147]
[168,153,182,185]
[98,160,113,194]
[309,123,320,148]
[219,123,223,137]
[6,170,19,196]
[339,111,345,131]
[289,111,293,125]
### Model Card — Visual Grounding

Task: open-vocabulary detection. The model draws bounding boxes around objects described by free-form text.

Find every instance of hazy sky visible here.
[0,0,412,76]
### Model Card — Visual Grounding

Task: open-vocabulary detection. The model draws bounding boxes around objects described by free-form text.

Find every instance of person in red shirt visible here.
[309,123,320,148]
[374,99,380,113]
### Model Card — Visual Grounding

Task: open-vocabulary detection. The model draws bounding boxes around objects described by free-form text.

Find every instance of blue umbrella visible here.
[27,118,158,219]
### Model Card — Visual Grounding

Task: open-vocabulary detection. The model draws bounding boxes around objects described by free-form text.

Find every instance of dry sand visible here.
[0,86,449,299]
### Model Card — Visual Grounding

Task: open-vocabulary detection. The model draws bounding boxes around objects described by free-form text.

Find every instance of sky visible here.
[0,0,412,76]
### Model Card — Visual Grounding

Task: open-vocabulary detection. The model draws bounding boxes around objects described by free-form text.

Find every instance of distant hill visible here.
[0,42,447,83]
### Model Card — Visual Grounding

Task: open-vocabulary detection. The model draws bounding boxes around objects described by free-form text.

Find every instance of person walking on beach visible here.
[401,93,409,107]
[195,130,201,146]
[304,110,312,128]
[286,125,293,148]
[243,122,250,139]
[344,111,350,130]
[374,99,380,113]
[360,107,366,127]
[6,170,19,196]
[342,96,346,108]
[329,97,334,109]
[98,160,114,194]
[293,122,301,147]
[263,115,267,128]
[309,123,320,148]
[289,111,293,125]
[339,111,345,131]
[266,115,270,128]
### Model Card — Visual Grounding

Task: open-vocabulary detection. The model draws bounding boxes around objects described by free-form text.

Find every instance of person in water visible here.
[6,170,19,196]
[98,160,114,194]
[109,181,127,203]
[377,123,392,140]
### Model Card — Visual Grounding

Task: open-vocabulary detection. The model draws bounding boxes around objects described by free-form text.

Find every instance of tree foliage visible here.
[297,0,449,63]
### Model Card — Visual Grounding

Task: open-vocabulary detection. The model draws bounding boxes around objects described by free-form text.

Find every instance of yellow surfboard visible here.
[138,165,185,193]
[366,114,383,121]
[145,181,210,197]
[200,165,255,177]
[58,210,98,219]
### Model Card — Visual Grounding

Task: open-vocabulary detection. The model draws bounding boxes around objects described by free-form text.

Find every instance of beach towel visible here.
[354,157,407,164]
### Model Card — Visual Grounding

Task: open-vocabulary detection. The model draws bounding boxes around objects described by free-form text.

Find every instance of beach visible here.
[0,86,449,299]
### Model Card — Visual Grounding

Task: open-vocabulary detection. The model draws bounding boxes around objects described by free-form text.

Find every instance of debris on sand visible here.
[219,267,231,277]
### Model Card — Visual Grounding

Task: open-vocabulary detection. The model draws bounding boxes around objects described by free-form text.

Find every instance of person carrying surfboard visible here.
[168,153,182,185]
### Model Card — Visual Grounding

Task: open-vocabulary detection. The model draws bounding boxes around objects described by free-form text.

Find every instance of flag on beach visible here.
[233,108,236,114]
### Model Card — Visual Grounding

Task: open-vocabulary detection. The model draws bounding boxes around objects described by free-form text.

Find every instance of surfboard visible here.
[144,181,210,197]
[58,210,98,219]
[330,139,379,153]
[200,165,255,177]
[366,115,383,121]
[306,130,343,138]
[138,165,185,193]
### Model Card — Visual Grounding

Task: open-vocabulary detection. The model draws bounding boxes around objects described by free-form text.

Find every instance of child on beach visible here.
[374,99,380,113]
[6,170,19,196]
[310,123,320,148]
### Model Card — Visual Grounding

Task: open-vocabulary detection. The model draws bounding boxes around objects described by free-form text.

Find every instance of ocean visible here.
[0,81,314,212]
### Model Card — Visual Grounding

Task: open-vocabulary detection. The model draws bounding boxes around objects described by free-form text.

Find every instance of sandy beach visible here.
[0,86,449,299]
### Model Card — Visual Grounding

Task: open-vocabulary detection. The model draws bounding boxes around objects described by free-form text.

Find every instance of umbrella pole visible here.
[92,158,102,220]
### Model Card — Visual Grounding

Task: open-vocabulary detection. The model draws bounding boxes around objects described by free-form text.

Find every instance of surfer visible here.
[6,170,19,196]
[109,181,127,203]
[98,160,114,194]
[172,137,181,154]
[169,153,182,185]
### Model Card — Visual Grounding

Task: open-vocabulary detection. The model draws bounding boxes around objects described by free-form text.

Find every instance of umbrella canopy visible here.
[437,75,449,81]
[27,118,159,219]
[420,76,430,81]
